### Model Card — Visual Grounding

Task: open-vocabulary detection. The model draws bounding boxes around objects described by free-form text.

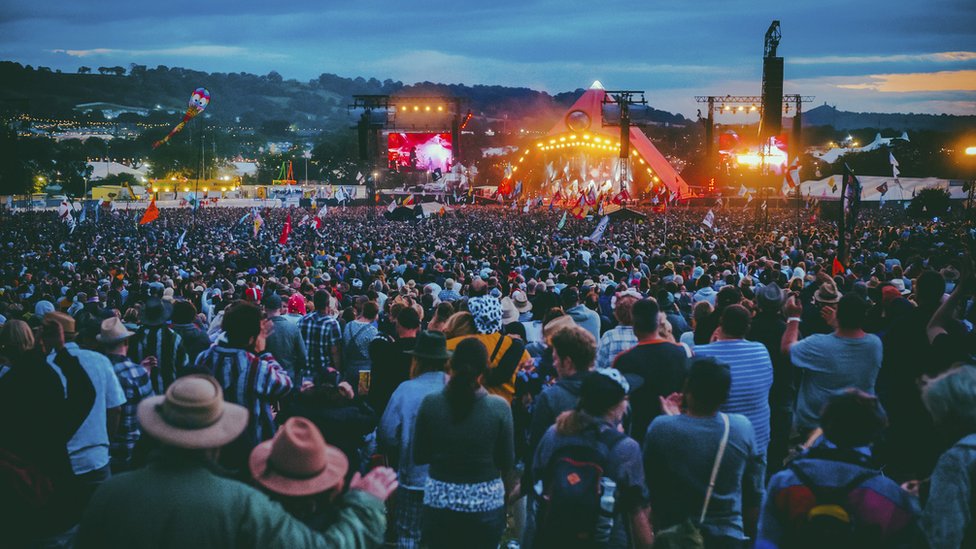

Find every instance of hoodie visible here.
[527,372,587,458]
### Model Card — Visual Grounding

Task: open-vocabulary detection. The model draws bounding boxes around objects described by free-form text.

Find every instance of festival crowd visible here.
[1,202,975,548]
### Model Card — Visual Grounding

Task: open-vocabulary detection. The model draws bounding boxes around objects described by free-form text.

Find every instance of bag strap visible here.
[489,334,507,363]
[699,412,730,523]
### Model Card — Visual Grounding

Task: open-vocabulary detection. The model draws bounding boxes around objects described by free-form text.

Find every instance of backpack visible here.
[787,461,880,549]
[535,425,627,549]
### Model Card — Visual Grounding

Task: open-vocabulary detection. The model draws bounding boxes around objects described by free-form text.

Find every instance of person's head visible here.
[313,290,331,313]
[503,321,526,341]
[922,365,976,436]
[287,293,307,315]
[360,301,379,321]
[915,270,947,305]
[395,305,421,336]
[819,389,888,448]
[717,304,751,340]
[467,295,503,335]
[836,294,869,331]
[222,301,263,349]
[0,319,34,359]
[445,338,489,419]
[171,300,198,324]
[632,298,661,338]
[406,331,452,378]
[691,300,713,328]
[565,369,630,429]
[560,286,581,309]
[442,311,477,339]
[613,294,638,326]
[137,374,248,459]
[550,326,597,378]
[684,357,731,415]
[249,416,349,509]
[96,316,136,355]
[261,292,283,316]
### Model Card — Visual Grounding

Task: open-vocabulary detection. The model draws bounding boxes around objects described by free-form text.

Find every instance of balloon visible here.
[152,87,211,149]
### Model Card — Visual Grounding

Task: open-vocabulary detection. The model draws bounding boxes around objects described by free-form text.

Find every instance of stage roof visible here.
[545,81,690,197]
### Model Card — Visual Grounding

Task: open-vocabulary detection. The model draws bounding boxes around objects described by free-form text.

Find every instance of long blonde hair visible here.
[442,312,477,340]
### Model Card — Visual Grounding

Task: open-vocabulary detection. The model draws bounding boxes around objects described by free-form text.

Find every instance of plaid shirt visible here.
[597,325,638,370]
[107,354,154,471]
[128,324,190,394]
[195,345,293,446]
[298,312,343,384]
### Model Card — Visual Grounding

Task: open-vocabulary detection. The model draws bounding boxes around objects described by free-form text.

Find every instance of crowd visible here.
[1,202,975,548]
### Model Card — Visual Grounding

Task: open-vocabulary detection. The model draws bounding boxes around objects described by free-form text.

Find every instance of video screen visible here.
[388,132,453,172]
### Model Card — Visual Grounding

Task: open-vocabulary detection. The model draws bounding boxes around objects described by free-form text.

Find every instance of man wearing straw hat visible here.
[77,374,394,548]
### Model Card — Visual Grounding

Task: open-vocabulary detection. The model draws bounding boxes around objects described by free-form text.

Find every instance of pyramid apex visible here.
[590,80,605,90]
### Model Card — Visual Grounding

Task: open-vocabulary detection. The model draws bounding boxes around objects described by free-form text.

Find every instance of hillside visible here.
[802,103,976,132]
[0,62,689,131]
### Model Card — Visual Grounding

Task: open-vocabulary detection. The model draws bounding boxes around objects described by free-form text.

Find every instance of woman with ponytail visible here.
[413,337,515,549]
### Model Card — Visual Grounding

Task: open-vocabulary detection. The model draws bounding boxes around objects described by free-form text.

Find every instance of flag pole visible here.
[838,167,848,265]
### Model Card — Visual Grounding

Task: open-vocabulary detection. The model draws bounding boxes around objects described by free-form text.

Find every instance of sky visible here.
[1,0,974,118]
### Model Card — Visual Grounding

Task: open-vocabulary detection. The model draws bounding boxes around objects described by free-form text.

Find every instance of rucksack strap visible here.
[700,412,730,523]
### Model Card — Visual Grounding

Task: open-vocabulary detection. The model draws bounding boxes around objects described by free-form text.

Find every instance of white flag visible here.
[738,184,748,197]
[387,201,396,213]
[176,229,187,250]
[588,215,610,243]
[890,151,900,178]
[702,209,715,229]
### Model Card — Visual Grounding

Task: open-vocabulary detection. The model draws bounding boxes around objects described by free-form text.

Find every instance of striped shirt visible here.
[693,339,774,451]
[597,325,638,370]
[107,354,154,471]
[298,312,344,384]
[128,325,190,394]
[195,346,293,446]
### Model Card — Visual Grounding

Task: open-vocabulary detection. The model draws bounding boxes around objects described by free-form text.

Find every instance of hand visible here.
[140,356,158,374]
[337,381,355,400]
[782,294,803,318]
[349,467,398,503]
[820,305,837,328]
[659,392,683,416]
[901,480,921,497]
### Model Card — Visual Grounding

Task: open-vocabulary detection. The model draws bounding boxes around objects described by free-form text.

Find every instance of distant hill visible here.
[0,62,688,131]
[802,103,976,132]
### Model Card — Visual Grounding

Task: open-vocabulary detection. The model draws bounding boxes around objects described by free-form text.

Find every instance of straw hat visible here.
[814,281,841,304]
[511,290,532,313]
[249,417,348,497]
[500,297,519,326]
[137,375,248,449]
[44,311,77,339]
[96,317,135,345]
[543,314,577,343]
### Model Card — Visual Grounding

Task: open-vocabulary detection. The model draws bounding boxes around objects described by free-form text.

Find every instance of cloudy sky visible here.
[2,0,974,117]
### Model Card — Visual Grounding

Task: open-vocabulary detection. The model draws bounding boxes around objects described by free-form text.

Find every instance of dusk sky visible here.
[2,0,974,117]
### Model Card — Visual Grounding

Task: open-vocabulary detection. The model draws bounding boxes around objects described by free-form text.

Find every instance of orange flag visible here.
[139,199,160,225]
[832,257,845,277]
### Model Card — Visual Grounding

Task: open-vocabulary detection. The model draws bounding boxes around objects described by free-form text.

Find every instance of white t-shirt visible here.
[48,343,126,474]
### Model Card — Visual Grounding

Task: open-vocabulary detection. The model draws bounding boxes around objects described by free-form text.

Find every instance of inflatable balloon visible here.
[153,87,211,149]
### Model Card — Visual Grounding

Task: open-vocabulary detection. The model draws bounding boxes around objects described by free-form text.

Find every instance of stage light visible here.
[413,106,419,111]
[184,187,190,192]
[738,106,745,112]
[437,106,444,112]
[967,146,976,156]
[425,106,431,112]
[750,105,758,112]
[221,187,227,192]
[583,134,591,140]
[549,139,556,144]
[569,134,577,140]
[401,106,407,111]
[202,187,208,192]
[559,137,566,142]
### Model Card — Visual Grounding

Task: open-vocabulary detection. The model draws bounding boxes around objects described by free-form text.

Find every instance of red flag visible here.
[139,199,160,225]
[832,257,845,277]
[279,214,292,245]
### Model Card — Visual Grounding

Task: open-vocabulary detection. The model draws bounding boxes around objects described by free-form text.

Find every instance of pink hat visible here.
[249,417,348,496]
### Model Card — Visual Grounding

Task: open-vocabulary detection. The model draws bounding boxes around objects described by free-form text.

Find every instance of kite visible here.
[153,87,211,149]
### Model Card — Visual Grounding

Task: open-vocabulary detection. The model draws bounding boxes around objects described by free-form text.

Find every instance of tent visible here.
[544,81,690,198]
[604,205,647,221]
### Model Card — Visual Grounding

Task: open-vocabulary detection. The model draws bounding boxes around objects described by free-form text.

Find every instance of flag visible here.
[889,151,900,178]
[557,211,567,230]
[523,201,530,213]
[237,212,250,225]
[784,157,800,189]
[876,182,889,195]
[843,163,863,230]
[738,184,748,197]
[588,215,610,243]
[356,171,365,183]
[253,212,264,238]
[514,180,522,196]
[832,257,846,277]
[78,203,87,223]
[279,214,292,245]
[139,199,160,225]
[387,201,396,213]
[403,194,415,206]
[585,186,597,206]
[176,229,187,249]
[829,176,838,193]
[315,203,328,229]
[702,209,715,229]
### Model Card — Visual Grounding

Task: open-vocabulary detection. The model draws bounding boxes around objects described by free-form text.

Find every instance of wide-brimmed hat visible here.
[141,297,173,326]
[756,284,784,310]
[467,296,503,334]
[543,314,577,343]
[511,290,532,313]
[137,375,248,449]
[405,331,453,360]
[96,317,135,345]
[814,281,841,304]
[500,297,519,326]
[889,278,910,295]
[249,417,348,497]
[44,311,77,338]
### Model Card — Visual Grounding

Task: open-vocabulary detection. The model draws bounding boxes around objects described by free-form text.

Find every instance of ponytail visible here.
[445,338,489,420]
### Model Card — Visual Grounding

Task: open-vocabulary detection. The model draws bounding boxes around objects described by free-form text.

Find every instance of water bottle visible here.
[594,477,616,544]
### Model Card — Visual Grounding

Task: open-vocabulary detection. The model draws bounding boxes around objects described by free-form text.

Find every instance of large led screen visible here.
[388,133,453,172]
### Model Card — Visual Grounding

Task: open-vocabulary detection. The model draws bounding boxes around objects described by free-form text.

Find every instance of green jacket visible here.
[76,451,386,549]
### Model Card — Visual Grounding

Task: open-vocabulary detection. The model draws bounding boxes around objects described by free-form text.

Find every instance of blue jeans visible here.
[422,505,506,549]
